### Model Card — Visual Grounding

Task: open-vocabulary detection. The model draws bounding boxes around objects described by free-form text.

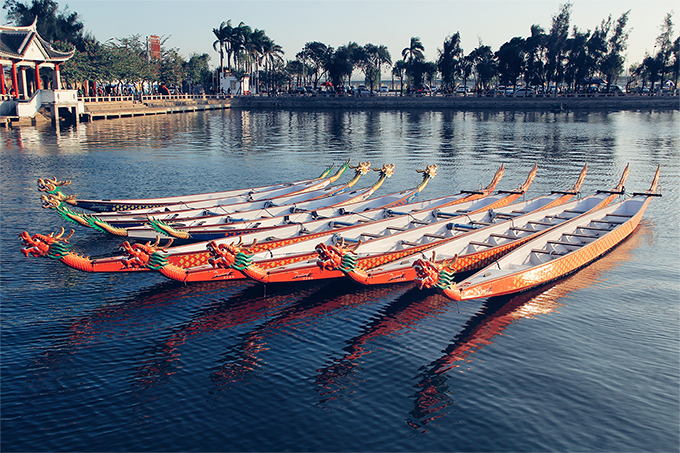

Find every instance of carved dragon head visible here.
[416,164,438,181]
[37,178,76,204]
[119,236,174,269]
[413,253,458,290]
[37,177,71,193]
[206,237,257,269]
[374,163,395,179]
[19,227,74,258]
[350,161,372,176]
[315,238,361,271]
[40,194,63,209]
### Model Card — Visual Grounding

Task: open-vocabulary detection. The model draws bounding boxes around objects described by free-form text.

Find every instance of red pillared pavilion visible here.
[1,18,74,99]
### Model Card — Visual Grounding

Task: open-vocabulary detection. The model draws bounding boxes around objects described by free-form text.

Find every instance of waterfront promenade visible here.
[235,92,679,110]
[1,91,677,127]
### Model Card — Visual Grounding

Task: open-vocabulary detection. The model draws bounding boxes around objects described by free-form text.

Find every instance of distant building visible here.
[219,72,250,95]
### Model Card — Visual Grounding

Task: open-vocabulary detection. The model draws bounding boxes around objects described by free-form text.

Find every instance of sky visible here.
[26,0,679,71]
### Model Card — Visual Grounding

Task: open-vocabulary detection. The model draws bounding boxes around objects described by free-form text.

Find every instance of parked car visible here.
[456,85,469,94]
[415,83,431,94]
[356,85,371,95]
[602,85,624,94]
[379,86,388,93]
[295,86,306,94]
[514,88,536,97]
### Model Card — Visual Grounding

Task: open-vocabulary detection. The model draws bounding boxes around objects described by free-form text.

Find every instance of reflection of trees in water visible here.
[407,224,644,432]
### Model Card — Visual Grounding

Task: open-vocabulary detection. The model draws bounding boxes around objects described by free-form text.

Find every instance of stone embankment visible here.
[232,94,679,111]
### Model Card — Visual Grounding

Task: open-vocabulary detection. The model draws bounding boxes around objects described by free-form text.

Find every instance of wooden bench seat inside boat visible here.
[490,233,520,240]
[469,241,494,248]
[547,240,586,247]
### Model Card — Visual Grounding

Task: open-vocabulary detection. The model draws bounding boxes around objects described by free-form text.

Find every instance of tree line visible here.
[3,0,678,95]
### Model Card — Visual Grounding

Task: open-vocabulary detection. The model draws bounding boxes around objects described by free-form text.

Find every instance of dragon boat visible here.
[41,162,388,239]
[37,162,340,213]
[171,165,539,284]
[19,164,501,276]
[363,165,630,287]
[429,166,660,302]
[119,162,504,242]
[40,160,356,225]
[339,164,626,286]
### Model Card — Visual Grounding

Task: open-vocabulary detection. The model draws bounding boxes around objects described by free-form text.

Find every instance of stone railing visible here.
[80,93,232,103]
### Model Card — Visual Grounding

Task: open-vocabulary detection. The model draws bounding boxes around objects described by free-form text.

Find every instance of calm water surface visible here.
[1,108,678,452]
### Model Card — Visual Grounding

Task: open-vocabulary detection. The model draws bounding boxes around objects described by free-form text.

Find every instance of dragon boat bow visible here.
[18,164,494,279]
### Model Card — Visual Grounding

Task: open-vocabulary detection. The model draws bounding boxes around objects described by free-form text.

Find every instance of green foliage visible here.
[437,33,462,89]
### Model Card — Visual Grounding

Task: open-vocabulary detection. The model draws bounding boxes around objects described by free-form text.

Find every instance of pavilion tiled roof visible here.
[0,19,74,62]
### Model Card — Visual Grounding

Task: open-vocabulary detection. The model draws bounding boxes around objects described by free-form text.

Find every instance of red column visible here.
[34,62,41,90]
[54,63,60,90]
[11,60,19,99]
[0,64,5,95]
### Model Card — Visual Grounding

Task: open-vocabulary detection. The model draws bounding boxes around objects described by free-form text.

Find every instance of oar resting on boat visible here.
[429,165,660,301]
[17,164,494,277]
[36,162,339,213]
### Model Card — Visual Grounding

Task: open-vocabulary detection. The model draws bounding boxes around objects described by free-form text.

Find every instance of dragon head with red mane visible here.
[413,253,458,290]
[315,238,361,272]
[119,237,174,269]
[19,227,74,258]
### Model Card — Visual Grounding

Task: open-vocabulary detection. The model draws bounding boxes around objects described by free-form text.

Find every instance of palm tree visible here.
[392,60,408,91]
[247,28,265,93]
[212,20,233,73]
[260,36,284,92]
[376,44,392,88]
[402,37,425,63]
[231,22,252,71]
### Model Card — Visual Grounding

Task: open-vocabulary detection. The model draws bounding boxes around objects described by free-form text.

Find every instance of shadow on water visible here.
[405,224,647,433]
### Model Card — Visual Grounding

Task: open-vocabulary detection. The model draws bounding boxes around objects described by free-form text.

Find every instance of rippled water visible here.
[1,108,678,452]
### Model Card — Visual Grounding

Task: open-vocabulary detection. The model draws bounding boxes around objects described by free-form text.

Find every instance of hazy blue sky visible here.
[59,0,677,71]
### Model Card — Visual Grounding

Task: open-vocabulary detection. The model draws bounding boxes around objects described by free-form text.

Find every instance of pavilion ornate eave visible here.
[1,18,75,63]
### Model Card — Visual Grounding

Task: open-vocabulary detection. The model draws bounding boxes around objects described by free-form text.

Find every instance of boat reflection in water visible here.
[314,288,461,406]
[407,223,647,432]
[132,281,324,390]
[210,281,410,389]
